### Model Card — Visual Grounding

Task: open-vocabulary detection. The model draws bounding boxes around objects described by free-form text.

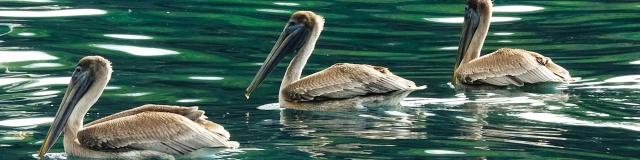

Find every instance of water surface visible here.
[1,0,639,159]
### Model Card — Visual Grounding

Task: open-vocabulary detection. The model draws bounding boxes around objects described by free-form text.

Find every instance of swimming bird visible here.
[245,11,422,111]
[38,56,238,159]
[453,0,571,87]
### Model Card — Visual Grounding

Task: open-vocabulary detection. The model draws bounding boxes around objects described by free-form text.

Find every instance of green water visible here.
[1,0,639,159]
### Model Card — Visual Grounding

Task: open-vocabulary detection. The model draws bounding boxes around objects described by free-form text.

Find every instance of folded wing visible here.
[456,48,571,86]
[78,105,238,155]
[282,63,419,101]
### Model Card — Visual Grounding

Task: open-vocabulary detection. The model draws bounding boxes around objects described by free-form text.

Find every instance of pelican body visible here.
[38,56,238,159]
[245,11,422,111]
[453,0,571,87]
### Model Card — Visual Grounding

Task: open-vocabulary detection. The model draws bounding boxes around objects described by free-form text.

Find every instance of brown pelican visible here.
[38,56,238,159]
[245,11,422,111]
[453,0,571,87]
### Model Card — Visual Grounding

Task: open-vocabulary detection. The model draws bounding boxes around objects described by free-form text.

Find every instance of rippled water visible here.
[1,0,639,159]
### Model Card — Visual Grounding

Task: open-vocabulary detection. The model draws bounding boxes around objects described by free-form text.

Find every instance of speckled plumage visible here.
[453,0,571,87]
[78,105,236,154]
[455,48,571,86]
[283,63,418,102]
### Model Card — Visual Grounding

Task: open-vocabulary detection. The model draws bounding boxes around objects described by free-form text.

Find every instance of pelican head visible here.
[38,56,112,158]
[245,11,324,99]
[454,0,493,70]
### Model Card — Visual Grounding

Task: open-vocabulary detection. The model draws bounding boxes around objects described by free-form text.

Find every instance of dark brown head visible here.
[77,56,112,81]
[290,11,323,29]
[467,0,493,16]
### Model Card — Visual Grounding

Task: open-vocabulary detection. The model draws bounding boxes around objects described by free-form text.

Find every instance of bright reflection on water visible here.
[515,112,640,131]
[0,0,53,2]
[93,44,179,56]
[423,17,522,23]
[0,51,57,63]
[0,117,52,127]
[0,9,106,17]
[273,2,299,6]
[103,34,153,40]
[1,0,639,159]
[256,9,290,14]
[189,76,224,81]
[21,63,63,68]
[493,5,544,12]
[17,32,35,37]
[494,32,514,36]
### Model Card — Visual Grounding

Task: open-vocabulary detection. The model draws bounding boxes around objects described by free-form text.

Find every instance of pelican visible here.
[245,11,422,110]
[38,56,238,159]
[453,0,571,87]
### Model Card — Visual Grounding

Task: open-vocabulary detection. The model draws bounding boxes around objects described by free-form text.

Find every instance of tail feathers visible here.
[392,75,426,91]
[195,119,240,149]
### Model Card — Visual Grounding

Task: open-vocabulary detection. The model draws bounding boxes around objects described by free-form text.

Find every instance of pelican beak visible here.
[245,21,309,99]
[455,6,481,68]
[38,68,94,158]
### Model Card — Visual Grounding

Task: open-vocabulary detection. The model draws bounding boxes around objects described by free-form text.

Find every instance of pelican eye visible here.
[71,67,83,81]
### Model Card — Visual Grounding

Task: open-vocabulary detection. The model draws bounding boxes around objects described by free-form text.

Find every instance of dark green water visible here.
[1,0,639,159]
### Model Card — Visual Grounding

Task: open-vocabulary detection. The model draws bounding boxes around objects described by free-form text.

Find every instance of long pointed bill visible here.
[38,69,93,158]
[244,22,308,99]
[454,6,480,69]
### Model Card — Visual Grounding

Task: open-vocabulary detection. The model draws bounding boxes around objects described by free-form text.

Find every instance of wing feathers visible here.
[85,104,203,127]
[78,106,238,155]
[282,63,418,101]
[457,48,571,86]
